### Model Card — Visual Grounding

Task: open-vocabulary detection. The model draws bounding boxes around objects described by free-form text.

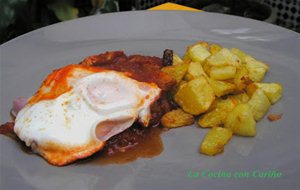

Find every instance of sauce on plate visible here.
[78,124,164,165]
[1,122,165,165]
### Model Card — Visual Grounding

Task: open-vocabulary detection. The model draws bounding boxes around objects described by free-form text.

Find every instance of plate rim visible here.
[1,10,300,48]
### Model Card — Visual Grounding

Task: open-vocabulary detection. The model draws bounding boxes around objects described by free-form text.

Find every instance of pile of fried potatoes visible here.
[161,41,283,156]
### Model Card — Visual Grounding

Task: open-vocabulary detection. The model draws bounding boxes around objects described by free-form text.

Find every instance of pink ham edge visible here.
[12,97,28,115]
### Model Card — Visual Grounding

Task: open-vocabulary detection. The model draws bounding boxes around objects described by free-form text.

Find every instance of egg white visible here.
[14,71,161,148]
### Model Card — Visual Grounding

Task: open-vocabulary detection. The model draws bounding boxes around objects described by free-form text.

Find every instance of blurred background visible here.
[1,0,299,44]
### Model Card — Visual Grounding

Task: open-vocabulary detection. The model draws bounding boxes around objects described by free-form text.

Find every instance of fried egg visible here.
[14,65,161,166]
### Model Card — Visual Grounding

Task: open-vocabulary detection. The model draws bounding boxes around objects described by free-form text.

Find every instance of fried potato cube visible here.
[209,66,236,80]
[171,80,188,96]
[246,83,258,96]
[197,41,209,48]
[206,48,242,67]
[207,78,236,97]
[230,48,250,63]
[161,109,195,128]
[202,60,211,74]
[254,83,283,104]
[173,53,183,65]
[209,96,238,112]
[199,94,244,128]
[234,65,252,91]
[224,103,256,137]
[183,53,191,64]
[209,44,222,55]
[161,63,189,83]
[198,109,227,128]
[184,61,208,81]
[174,76,215,115]
[200,127,233,156]
[216,97,238,111]
[231,93,250,103]
[178,79,188,89]
[247,88,271,121]
[187,43,211,63]
[245,56,269,82]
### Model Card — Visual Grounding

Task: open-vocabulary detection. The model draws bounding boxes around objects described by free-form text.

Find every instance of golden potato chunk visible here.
[207,78,236,97]
[207,48,241,67]
[246,83,258,96]
[224,103,256,137]
[174,76,215,115]
[234,65,252,91]
[230,48,250,63]
[161,109,195,128]
[202,60,211,74]
[209,66,236,80]
[209,44,222,55]
[188,43,211,63]
[198,109,227,128]
[245,56,269,82]
[173,53,183,65]
[182,53,191,64]
[177,79,188,89]
[197,41,210,48]
[184,61,207,81]
[161,63,188,83]
[198,93,246,128]
[254,83,283,104]
[230,93,250,103]
[209,97,238,112]
[171,79,188,97]
[247,88,271,121]
[200,127,233,156]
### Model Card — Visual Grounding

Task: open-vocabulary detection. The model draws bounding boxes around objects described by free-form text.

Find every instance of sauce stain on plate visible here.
[1,122,165,165]
[80,126,164,165]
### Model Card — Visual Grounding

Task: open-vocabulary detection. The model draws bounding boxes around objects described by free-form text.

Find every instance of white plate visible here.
[1,11,300,190]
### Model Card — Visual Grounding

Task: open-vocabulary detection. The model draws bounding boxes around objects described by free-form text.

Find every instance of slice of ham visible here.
[12,97,28,115]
